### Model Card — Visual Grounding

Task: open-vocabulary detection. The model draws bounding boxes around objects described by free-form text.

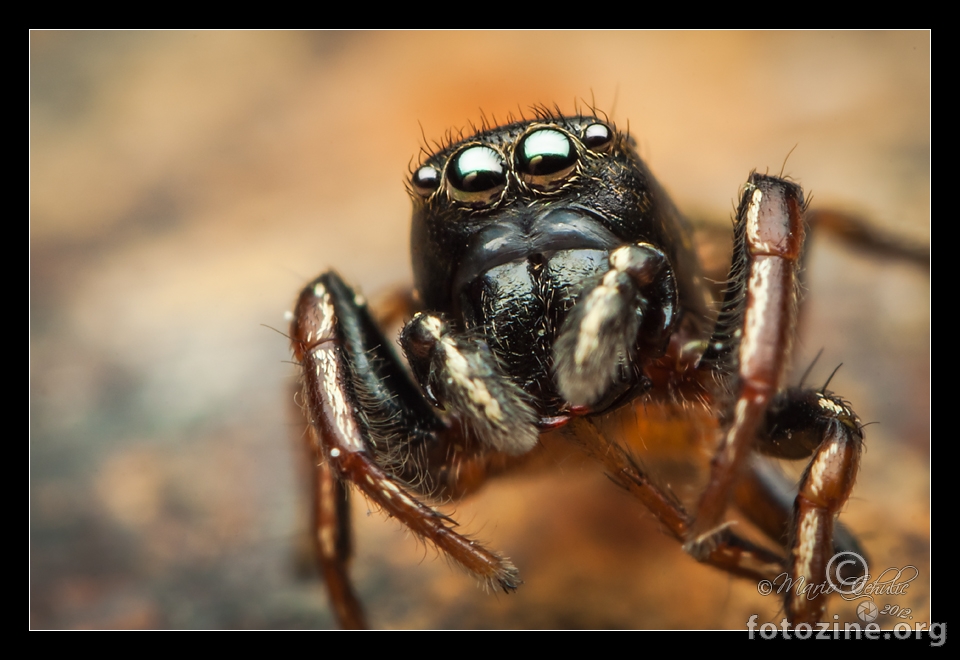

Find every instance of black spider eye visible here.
[515,128,578,191]
[446,145,507,205]
[583,123,614,153]
[412,165,441,197]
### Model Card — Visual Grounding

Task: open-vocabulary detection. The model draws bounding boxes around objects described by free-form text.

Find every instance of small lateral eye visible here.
[446,145,507,205]
[412,165,441,197]
[583,123,614,152]
[515,128,578,191]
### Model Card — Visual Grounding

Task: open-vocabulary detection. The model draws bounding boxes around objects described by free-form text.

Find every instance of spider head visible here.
[404,116,707,415]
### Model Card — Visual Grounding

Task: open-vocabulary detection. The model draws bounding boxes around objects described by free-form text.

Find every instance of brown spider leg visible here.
[292,273,521,627]
[691,208,929,291]
[308,425,366,629]
[748,388,863,623]
[787,421,862,623]
[805,209,929,269]
[689,174,806,550]
[734,455,866,565]
[568,418,785,583]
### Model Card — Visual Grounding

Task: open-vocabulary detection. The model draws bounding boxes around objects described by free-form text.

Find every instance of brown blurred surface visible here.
[30,32,930,629]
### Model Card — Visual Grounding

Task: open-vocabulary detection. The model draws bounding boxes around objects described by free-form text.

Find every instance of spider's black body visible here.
[409,117,707,418]
[291,113,869,629]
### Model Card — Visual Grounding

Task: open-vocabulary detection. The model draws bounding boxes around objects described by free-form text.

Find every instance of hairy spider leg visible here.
[568,417,786,582]
[689,174,866,624]
[292,273,524,627]
[734,456,866,568]
[308,429,365,629]
[689,174,808,548]
[804,209,929,269]
[752,388,863,623]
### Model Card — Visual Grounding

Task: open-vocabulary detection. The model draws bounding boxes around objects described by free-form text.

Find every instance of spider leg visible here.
[804,208,929,269]
[568,418,785,582]
[688,173,806,550]
[688,175,870,623]
[735,455,866,565]
[307,424,365,629]
[690,204,928,313]
[292,272,522,627]
[750,388,864,624]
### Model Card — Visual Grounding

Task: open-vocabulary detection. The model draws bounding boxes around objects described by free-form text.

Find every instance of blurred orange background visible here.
[31,31,929,629]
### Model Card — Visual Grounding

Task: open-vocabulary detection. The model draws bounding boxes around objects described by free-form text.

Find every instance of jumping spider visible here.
[291,113,912,629]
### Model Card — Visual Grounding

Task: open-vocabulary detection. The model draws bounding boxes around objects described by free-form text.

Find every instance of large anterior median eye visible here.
[446,145,507,205]
[515,128,578,191]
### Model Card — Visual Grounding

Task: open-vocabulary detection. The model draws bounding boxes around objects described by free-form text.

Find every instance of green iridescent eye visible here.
[515,128,578,191]
[446,145,507,205]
